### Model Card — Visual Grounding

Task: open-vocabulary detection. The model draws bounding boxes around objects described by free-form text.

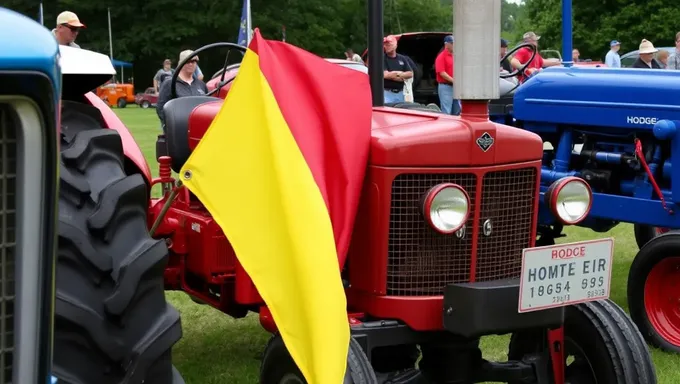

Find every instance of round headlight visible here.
[422,183,470,234]
[547,176,592,224]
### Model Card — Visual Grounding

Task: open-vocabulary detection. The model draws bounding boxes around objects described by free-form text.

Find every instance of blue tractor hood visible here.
[513,66,680,131]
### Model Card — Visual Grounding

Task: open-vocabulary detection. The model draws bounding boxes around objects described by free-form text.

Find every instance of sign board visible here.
[518,238,614,313]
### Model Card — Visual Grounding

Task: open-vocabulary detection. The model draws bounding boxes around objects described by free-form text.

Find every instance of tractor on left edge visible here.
[0,7,185,384]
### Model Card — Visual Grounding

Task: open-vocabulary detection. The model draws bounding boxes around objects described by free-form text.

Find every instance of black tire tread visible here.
[53,101,183,384]
[508,299,656,384]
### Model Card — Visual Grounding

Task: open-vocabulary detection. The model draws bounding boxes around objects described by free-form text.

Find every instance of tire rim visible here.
[279,373,304,384]
[644,256,680,346]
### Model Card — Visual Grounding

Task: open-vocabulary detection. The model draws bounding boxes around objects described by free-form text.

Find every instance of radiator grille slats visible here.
[387,168,537,296]
[0,105,16,383]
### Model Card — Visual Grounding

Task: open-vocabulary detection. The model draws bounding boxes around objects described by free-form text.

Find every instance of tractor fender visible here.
[84,92,152,186]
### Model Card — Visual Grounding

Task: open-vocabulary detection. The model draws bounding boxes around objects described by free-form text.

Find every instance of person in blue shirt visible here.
[605,40,621,68]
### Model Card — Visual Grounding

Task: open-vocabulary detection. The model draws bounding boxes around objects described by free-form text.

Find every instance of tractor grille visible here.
[0,106,16,383]
[386,168,537,296]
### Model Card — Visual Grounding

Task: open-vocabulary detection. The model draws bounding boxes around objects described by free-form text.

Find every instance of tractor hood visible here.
[370,107,544,167]
[513,66,680,130]
[59,45,116,99]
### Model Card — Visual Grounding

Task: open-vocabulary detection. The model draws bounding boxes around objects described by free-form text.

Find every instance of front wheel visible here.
[260,333,378,384]
[508,299,657,383]
[628,232,680,353]
[53,101,184,383]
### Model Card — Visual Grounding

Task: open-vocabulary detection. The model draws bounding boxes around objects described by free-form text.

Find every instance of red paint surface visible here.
[84,92,152,185]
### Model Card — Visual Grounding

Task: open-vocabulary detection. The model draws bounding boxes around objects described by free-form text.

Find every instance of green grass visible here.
[114,105,680,383]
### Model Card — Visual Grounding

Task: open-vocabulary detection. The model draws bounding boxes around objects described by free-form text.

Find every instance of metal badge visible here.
[476,132,494,152]
[482,219,493,236]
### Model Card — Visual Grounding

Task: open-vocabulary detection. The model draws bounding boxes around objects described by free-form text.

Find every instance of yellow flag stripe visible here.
[180,49,349,383]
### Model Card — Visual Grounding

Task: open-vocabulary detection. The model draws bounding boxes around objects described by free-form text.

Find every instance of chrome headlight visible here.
[547,176,592,224]
[422,183,470,234]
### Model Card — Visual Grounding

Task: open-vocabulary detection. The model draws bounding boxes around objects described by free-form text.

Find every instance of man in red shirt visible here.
[434,35,460,115]
[511,31,560,83]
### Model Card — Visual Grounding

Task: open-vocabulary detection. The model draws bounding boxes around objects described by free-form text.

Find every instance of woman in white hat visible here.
[632,39,661,69]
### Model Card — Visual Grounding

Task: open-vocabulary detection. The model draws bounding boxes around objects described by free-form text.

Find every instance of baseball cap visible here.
[501,38,508,47]
[56,11,85,28]
[383,35,397,44]
[523,31,540,41]
[179,50,198,63]
[610,40,621,47]
[444,35,454,44]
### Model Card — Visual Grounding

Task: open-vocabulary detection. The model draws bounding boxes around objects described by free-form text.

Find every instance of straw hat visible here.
[638,39,658,54]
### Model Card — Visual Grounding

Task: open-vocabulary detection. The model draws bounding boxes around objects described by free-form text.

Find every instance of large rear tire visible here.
[53,101,184,383]
[508,299,656,383]
[628,232,680,353]
[260,333,378,384]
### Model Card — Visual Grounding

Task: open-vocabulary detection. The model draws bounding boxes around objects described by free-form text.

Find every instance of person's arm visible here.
[153,70,161,92]
[511,49,528,70]
[156,80,172,126]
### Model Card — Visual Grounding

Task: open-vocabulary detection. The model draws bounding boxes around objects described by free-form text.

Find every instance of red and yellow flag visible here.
[179,29,372,383]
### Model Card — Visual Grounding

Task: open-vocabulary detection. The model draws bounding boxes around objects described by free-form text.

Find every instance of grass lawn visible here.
[115,105,680,383]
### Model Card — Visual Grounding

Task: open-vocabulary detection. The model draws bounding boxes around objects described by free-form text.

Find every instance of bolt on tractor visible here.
[148,0,657,383]
[0,7,185,384]
[488,0,680,355]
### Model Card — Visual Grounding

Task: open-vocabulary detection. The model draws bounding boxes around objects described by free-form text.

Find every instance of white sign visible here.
[518,238,614,313]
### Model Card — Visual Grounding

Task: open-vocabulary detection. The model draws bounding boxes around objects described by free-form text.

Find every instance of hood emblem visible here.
[476,132,494,152]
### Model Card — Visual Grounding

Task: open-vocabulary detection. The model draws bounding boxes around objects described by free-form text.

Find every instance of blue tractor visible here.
[490,0,680,354]
[0,7,186,383]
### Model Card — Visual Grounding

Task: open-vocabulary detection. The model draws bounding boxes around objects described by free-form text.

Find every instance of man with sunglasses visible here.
[52,11,85,48]
[156,49,208,129]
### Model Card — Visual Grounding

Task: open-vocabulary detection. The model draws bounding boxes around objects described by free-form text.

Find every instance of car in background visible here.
[620,46,674,68]
[135,87,159,108]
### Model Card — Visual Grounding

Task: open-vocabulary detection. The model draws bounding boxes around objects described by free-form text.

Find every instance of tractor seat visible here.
[163,96,220,173]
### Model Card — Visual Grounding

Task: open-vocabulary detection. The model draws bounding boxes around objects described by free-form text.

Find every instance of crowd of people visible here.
[49,9,680,118]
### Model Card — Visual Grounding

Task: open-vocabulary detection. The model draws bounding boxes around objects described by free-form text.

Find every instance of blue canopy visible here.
[111,59,132,68]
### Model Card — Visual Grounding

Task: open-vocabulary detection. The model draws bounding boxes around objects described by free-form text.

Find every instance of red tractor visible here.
[150,2,658,384]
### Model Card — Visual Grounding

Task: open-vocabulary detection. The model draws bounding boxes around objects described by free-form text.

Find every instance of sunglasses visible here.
[61,24,81,32]
[187,59,199,64]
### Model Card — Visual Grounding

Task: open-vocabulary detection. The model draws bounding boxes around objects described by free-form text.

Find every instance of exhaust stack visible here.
[367,0,384,107]
[453,0,500,116]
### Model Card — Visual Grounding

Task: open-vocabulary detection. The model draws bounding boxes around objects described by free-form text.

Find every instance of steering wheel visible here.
[169,42,247,100]
[500,42,538,79]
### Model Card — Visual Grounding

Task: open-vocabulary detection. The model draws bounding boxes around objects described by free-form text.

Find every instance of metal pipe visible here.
[367,0,384,107]
[562,0,573,66]
[453,0,500,105]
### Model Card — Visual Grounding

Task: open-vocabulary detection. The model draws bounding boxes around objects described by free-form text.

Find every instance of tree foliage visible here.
[511,0,680,61]
[5,0,678,90]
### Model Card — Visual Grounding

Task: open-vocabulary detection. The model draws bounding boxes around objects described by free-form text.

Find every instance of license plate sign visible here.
[518,238,614,313]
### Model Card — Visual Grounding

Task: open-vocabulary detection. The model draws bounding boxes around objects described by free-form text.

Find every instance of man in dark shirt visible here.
[500,38,512,72]
[632,39,662,69]
[382,35,413,104]
[156,49,209,129]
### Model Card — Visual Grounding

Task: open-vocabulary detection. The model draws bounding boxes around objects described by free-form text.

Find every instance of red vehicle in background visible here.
[135,86,159,108]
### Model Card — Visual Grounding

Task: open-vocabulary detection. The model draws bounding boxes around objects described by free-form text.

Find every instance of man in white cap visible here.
[632,39,661,69]
[156,49,208,128]
[52,11,85,48]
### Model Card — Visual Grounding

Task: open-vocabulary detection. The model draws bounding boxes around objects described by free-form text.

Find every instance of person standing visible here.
[500,38,512,72]
[435,35,460,115]
[156,50,208,128]
[154,59,174,93]
[605,40,621,68]
[382,35,413,104]
[631,39,661,69]
[52,11,85,48]
[345,48,364,64]
[666,32,680,70]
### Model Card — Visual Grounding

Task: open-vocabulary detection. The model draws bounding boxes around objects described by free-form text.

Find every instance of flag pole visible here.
[38,3,44,25]
[107,7,113,60]
[246,0,252,45]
